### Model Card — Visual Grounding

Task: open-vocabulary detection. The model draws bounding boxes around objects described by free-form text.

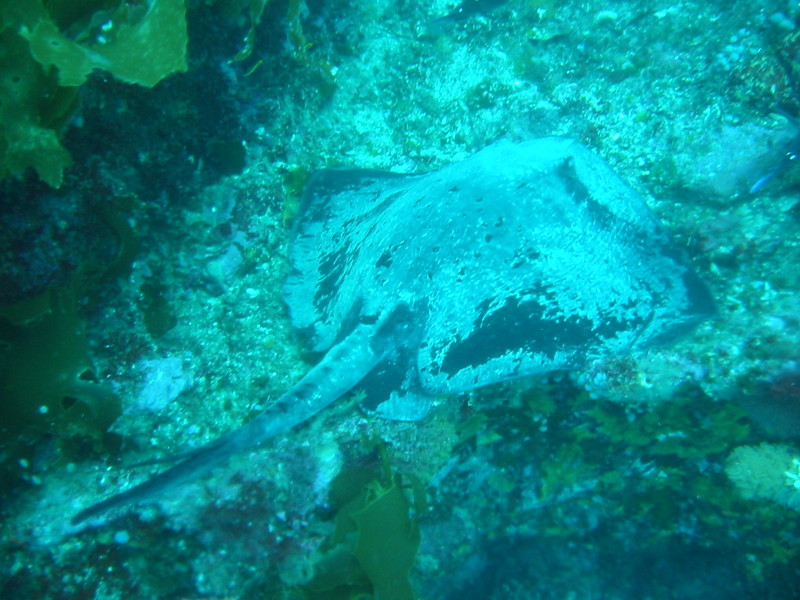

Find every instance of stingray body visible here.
[72,138,713,525]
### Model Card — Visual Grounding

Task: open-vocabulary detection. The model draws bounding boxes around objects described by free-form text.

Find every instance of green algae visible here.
[0,287,118,434]
[21,0,188,87]
[0,0,188,186]
[281,165,313,227]
[351,476,420,600]
[227,0,270,63]
[0,25,76,187]
[140,279,177,338]
[0,195,139,484]
[586,392,750,459]
[0,286,120,485]
[303,459,421,600]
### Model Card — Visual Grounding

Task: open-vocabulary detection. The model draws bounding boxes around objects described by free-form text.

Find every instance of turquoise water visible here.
[1,1,799,598]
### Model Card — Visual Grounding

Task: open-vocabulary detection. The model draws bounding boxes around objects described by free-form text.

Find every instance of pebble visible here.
[113,530,131,545]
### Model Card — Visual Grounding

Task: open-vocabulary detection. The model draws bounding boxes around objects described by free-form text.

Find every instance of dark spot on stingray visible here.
[376,249,393,268]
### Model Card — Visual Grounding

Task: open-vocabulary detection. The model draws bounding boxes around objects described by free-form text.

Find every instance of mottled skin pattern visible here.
[73,138,713,525]
[285,138,714,417]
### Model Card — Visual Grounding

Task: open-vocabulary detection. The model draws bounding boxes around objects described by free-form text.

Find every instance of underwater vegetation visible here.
[424,377,800,597]
[0,0,330,189]
[0,285,120,489]
[0,192,139,490]
[301,452,423,600]
[0,0,188,187]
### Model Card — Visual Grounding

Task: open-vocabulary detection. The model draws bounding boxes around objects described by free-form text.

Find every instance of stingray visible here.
[72,137,714,525]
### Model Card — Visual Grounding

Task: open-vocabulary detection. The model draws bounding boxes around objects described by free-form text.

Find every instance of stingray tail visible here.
[71,316,402,526]
[71,437,235,525]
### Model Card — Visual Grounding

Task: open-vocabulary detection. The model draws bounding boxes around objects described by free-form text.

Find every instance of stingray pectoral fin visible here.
[71,317,401,526]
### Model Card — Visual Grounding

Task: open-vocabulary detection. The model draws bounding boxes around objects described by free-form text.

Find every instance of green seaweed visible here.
[586,392,750,459]
[0,285,120,485]
[20,0,188,87]
[227,0,270,63]
[0,0,188,187]
[0,192,139,484]
[0,25,76,187]
[303,458,421,600]
[281,164,313,227]
[140,279,177,338]
[351,476,420,600]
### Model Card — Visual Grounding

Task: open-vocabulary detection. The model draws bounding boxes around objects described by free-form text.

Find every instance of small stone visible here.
[113,530,131,545]
[769,12,795,31]
[594,9,619,24]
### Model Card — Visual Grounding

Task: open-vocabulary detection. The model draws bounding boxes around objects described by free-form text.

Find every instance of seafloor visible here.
[2,0,800,599]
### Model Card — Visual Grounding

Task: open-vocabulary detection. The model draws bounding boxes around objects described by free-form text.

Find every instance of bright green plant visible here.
[0,0,188,187]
